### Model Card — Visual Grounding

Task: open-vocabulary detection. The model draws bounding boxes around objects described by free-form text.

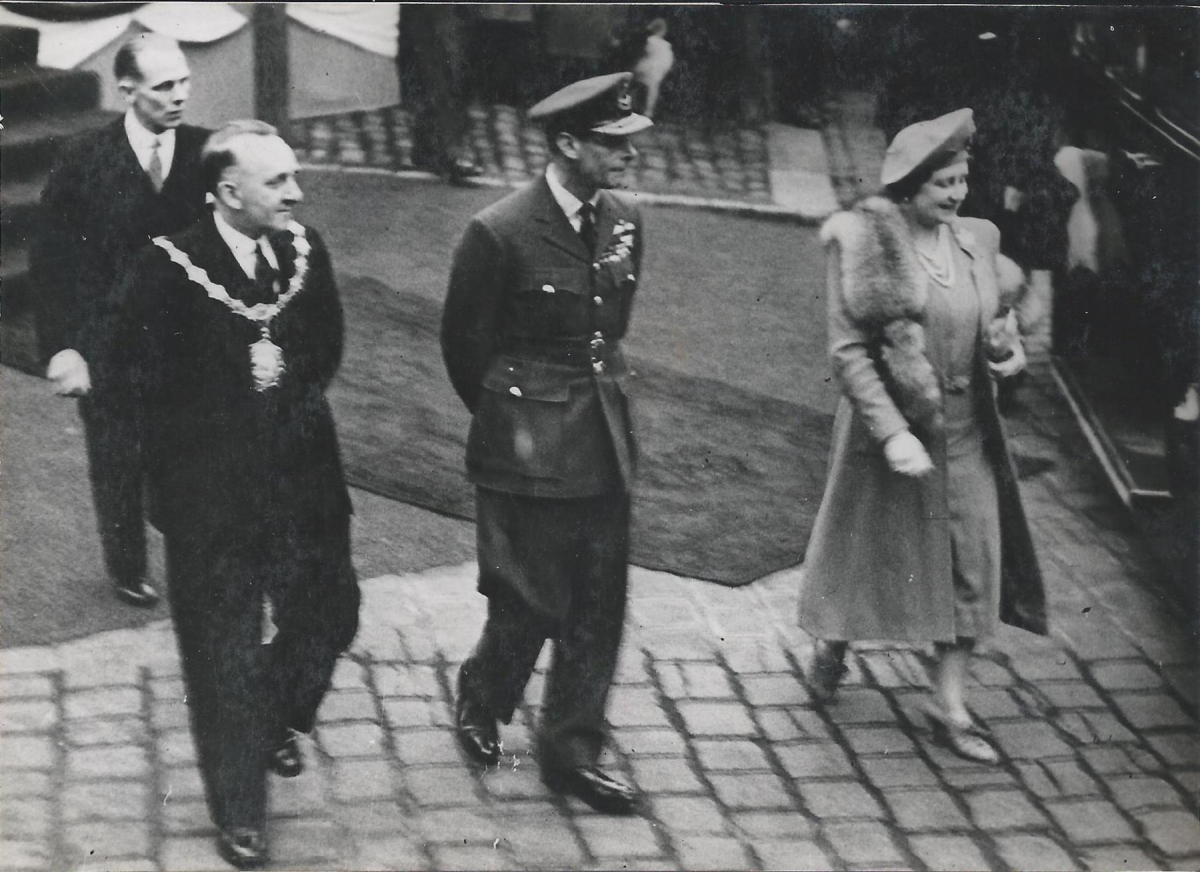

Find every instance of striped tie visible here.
[147,138,164,193]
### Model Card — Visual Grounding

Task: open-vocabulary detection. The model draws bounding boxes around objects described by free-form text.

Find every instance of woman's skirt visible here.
[944,390,1002,640]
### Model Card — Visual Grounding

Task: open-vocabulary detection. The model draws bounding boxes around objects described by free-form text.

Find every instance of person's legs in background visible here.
[78,390,157,606]
[400,5,482,183]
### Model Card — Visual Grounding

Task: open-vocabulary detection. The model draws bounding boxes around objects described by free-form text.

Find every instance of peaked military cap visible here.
[527,72,653,136]
[881,108,975,187]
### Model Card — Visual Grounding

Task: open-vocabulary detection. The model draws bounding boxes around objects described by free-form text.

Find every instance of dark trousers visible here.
[460,489,631,771]
[402,6,470,170]
[79,391,147,586]
[165,511,360,830]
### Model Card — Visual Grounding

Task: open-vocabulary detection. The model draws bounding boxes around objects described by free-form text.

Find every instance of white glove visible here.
[46,349,91,397]
[988,324,1027,379]
[884,430,933,477]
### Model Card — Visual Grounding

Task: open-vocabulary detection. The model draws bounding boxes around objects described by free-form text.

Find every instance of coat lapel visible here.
[104,119,161,197]
[189,215,256,301]
[532,176,591,263]
[952,225,999,334]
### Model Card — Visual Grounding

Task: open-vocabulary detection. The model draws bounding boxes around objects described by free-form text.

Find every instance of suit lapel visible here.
[952,226,999,333]
[532,176,591,263]
[160,126,200,198]
[189,215,256,301]
[105,120,161,197]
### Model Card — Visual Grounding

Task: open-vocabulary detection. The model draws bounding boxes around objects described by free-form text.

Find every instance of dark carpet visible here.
[330,277,833,586]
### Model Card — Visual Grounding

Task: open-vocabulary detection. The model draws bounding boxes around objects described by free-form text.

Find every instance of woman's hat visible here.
[881,108,975,187]
[527,72,654,137]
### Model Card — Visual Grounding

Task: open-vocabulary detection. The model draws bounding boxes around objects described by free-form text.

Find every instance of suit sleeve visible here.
[30,141,88,363]
[441,216,508,413]
[102,246,169,404]
[826,240,910,445]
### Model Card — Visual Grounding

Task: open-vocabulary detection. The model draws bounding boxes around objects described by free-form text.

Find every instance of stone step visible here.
[0,107,117,180]
[0,66,100,118]
[0,24,39,70]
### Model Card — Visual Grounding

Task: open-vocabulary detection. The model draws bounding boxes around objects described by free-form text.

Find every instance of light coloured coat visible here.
[798,198,1048,643]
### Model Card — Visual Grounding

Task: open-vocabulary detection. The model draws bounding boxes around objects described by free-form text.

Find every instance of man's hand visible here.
[884,430,934,477]
[46,349,91,397]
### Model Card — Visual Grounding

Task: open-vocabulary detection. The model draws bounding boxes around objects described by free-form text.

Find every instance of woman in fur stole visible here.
[797,109,1048,764]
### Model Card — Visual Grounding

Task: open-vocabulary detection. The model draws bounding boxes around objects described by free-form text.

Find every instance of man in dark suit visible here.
[107,120,360,869]
[441,72,651,815]
[32,33,210,607]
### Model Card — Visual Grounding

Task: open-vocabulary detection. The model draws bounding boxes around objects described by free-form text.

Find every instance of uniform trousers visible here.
[79,390,148,586]
[460,488,630,770]
[164,510,360,829]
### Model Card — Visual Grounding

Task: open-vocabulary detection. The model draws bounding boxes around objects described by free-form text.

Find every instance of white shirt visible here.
[124,110,176,180]
[213,211,280,280]
[545,163,598,233]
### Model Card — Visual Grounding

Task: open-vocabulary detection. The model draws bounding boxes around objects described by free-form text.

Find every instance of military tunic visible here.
[442,173,644,768]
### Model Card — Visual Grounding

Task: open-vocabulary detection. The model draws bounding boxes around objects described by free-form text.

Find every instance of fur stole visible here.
[821,196,942,435]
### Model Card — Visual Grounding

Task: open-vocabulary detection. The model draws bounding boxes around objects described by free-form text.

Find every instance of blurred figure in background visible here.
[400,4,483,184]
[1051,145,1129,359]
[766,6,834,128]
[610,16,675,118]
[31,33,210,608]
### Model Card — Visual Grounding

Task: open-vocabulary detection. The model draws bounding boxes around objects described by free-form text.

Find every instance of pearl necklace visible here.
[914,225,954,287]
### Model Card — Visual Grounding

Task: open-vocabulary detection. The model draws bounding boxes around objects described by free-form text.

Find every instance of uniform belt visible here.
[503,337,623,372]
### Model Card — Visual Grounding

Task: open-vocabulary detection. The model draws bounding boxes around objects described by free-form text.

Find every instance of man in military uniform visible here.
[441,72,651,815]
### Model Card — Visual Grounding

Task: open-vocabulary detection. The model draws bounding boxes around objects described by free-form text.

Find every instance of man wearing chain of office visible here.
[104,120,359,868]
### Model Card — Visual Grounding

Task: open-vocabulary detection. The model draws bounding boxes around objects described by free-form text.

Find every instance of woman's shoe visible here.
[807,640,848,703]
[924,703,1000,764]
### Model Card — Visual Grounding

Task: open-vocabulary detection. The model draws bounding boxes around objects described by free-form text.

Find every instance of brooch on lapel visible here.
[598,219,636,266]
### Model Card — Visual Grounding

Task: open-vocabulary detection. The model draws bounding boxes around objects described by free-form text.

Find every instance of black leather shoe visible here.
[455,674,500,766]
[217,827,267,869]
[113,578,160,608]
[542,765,639,815]
[267,732,303,777]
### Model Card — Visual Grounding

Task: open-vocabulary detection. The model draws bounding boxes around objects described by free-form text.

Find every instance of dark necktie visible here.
[246,241,278,305]
[578,202,597,256]
[147,138,164,193]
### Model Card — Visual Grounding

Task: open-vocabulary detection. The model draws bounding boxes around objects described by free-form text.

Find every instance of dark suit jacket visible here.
[441,175,644,498]
[31,118,210,381]
[106,214,351,540]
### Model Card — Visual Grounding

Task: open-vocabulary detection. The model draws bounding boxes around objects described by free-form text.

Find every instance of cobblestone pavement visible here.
[3,95,1197,871]
[291,104,775,206]
[1,354,1197,872]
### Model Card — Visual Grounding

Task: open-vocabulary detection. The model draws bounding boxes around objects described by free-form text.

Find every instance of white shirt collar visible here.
[545,163,599,233]
[212,211,278,279]
[124,110,176,178]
